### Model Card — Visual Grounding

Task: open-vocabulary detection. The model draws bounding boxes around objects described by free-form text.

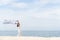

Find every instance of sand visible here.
[0,36,60,40]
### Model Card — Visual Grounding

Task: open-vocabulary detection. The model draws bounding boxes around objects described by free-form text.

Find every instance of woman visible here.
[15,20,20,36]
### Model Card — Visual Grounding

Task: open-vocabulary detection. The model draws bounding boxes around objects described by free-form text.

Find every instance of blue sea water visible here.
[0,31,60,37]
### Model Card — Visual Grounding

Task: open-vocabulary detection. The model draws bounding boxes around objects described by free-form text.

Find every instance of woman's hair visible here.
[16,20,19,22]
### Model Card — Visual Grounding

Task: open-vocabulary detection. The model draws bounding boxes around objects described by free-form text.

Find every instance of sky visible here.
[0,0,60,31]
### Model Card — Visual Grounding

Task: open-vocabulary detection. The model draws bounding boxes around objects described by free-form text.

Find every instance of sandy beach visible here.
[0,36,60,40]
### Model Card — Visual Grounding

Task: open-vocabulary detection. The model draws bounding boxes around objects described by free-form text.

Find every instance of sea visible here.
[0,31,60,37]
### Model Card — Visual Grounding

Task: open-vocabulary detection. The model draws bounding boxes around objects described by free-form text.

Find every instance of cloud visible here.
[0,0,12,5]
[0,0,27,8]
[10,0,60,20]
[39,0,60,7]
[0,9,19,20]
[49,0,60,4]
[39,0,60,4]
[39,0,49,7]
[10,2,27,8]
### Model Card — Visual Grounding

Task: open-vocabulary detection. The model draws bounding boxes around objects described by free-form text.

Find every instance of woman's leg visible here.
[17,27,20,36]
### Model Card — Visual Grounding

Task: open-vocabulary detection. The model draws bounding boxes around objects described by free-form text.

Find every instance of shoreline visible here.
[0,36,60,40]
